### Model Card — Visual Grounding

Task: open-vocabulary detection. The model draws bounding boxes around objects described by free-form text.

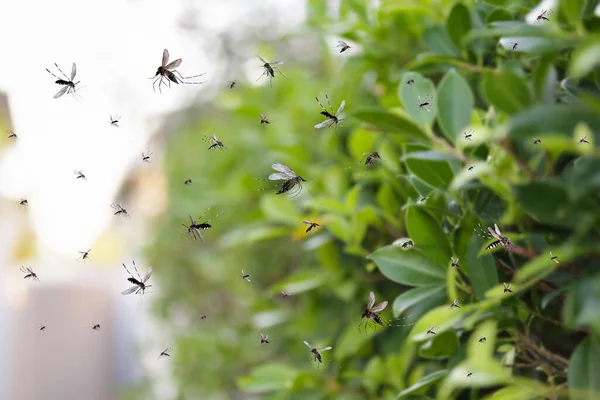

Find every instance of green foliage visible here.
[148,0,600,398]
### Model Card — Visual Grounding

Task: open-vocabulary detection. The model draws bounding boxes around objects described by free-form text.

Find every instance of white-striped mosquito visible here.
[400,240,414,249]
[335,40,351,53]
[260,114,270,124]
[579,135,589,144]
[535,9,552,22]
[39,324,46,331]
[142,151,152,163]
[359,291,388,333]
[7,130,17,140]
[478,337,487,343]
[304,341,332,364]
[150,49,205,93]
[303,221,320,233]
[158,347,172,359]
[242,270,251,282]
[202,134,225,150]
[451,257,460,268]
[314,95,345,130]
[46,63,82,99]
[184,179,192,185]
[450,299,460,309]
[257,55,287,84]
[266,163,306,197]
[121,261,152,296]
[19,199,28,207]
[181,208,223,242]
[110,115,120,127]
[260,334,270,345]
[418,95,433,112]
[21,266,39,281]
[74,170,87,181]
[111,203,129,218]
[426,326,438,335]
[463,129,473,141]
[550,251,559,264]
[78,249,91,262]
[485,224,515,251]
[534,138,541,144]
[503,282,512,293]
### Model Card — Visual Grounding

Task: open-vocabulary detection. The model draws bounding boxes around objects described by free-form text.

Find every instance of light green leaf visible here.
[393,285,447,317]
[368,246,446,286]
[406,206,452,266]
[568,337,600,400]
[404,145,454,188]
[399,73,438,128]
[397,370,448,399]
[465,234,499,299]
[436,69,474,141]
[509,104,600,138]
[237,363,299,393]
[481,70,533,115]
[569,36,600,79]
[560,0,586,27]
[447,3,472,49]
[351,108,428,140]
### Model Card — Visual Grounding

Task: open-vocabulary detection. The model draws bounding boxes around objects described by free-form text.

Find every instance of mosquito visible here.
[78,249,91,261]
[485,223,515,251]
[90,324,101,331]
[228,80,236,89]
[7,130,17,140]
[46,63,82,99]
[550,251,559,264]
[359,291,388,333]
[450,299,460,309]
[150,49,205,93]
[184,179,192,185]
[468,165,475,171]
[260,114,270,125]
[201,315,207,320]
[19,199,28,207]
[503,282,512,293]
[345,152,382,174]
[420,196,428,202]
[21,266,39,281]
[203,134,225,150]
[510,41,519,50]
[257,55,287,84]
[579,135,590,144]
[535,9,552,22]
[241,270,251,282]
[142,151,152,163]
[406,79,415,85]
[478,337,487,343]
[451,257,460,268]
[39,324,46,331]
[182,208,223,241]
[533,138,542,144]
[426,326,438,335]
[418,95,433,112]
[121,261,153,296]
[314,95,345,130]
[401,240,414,249]
[74,170,87,181]
[281,291,290,298]
[304,341,332,364]
[110,115,120,127]
[158,347,172,359]
[303,221,320,233]
[335,40,351,53]
[463,129,473,141]
[267,163,306,197]
[111,203,129,218]
[260,333,270,345]
[467,372,473,378]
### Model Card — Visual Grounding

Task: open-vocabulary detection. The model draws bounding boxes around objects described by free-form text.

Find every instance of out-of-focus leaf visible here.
[481,70,533,115]
[560,0,586,27]
[368,246,446,286]
[509,104,600,138]
[404,145,454,188]
[397,370,448,398]
[423,25,461,57]
[351,108,428,140]
[533,56,558,104]
[271,269,328,295]
[336,321,371,362]
[447,3,471,49]
[419,330,459,358]
[406,206,452,266]
[399,72,438,128]
[465,234,499,299]
[569,36,600,79]
[237,363,299,393]
[436,69,474,141]
[481,385,538,400]
[393,285,447,317]
[563,276,600,334]
[485,9,513,24]
[568,336,600,400]
[403,150,457,161]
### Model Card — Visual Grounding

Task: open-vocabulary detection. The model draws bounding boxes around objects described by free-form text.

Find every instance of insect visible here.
[111,203,129,218]
[158,347,172,359]
[228,80,236,89]
[281,291,290,298]
[478,337,487,343]
[203,134,225,150]
[359,291,388,333]
[463,129,473,141]
[184,179,192,185]
[90,324,101,331]
[257,55,287,84]
[550,251,559,264]
[451,257,460,268]
[418,95,433,112]
[241,270,251,282]
[19,199,28,207]
[533,138,542,144]
[267,163,307,197]
[303,220,320,233]
[535,9,552,22]
[74,170,87,181]
[304,341,332,364]
[121,261,153,296]
[109,115,120,127]
[46,63,82,99]
[335,40,351,53]
[485,224,515,251]
[181,208,223,242]
[260,114,270,124]
[142,151,152,163]
[467,372,473,378]
[314,95,345,130]
[420,196,428,202]
[426,326,438,335]
[503,282,512,293]
[579,135,590,144]
[39,324,46,331]
[200,315,207,320]
[468,165,475,171]
[7,130,17,140]
[150,49,205,93]
[21,266,39,281]
[345,152,382,174]
[401,240,414,249]
[450,299,460,309]
[78,249,91,261]
[406,79,415,85]
[260,334,270,345]
[510,41,519,50]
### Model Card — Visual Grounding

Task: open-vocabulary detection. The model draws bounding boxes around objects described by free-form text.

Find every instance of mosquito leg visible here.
[273,67,289,81]
[256,70,267,82]
[54,63,70,80]
[325,94,334,113]
[46,69,61,80]
[315,96,327,111]
[197,207,212,221]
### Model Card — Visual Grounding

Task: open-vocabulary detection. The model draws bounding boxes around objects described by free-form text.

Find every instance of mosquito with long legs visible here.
[7,130,17,140]
[257,55,288,84]
[21,266,39,281]
[304,341,332,364]
[111,203,129,218]
[314,95,345,130]
[358,291,388,334]
[121,261,153,296]
[158,347,172,359]
[78,249,91,262]
[150,49,205,93]
[335,40,351,53]
[181,207,223,242]
[46,63,83,99]
[263,163,307,197]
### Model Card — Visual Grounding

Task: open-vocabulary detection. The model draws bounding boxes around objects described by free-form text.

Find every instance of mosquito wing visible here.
[188,214,196,225]
[336,100,346,116]
[121,286,138,295]
[488,225,502,240]
[314,119,334,129]
[270,61,284,66]
[268,172,289,181]
[258,55,268,64]
[303,220,313,226]
[271,163,296,177]
[142,267,153,283]
[162,49,170,67]
[336,40,347,48]
[53,86,69,99]
[494,224,502,237]
[317,346,332,352]
[371,301,388,313]
[303,340,312,349]
[367,291,375,309]
[166,58,182,70]
[71,63,77,80]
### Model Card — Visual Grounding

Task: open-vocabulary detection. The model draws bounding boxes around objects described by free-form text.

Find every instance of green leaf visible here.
[569,36,600,79]
[397,370,448,398]
[418,330,460,358]
[392,285,447,317]
[560,0,586,27]
[335,322,371,362]
[406,206,452,266]
[399,73,437,128]
[403,150,458,162]
[368,246,446,286]
[351,108,428,140]
[465,234,499,299]
[436,69,474,141]
[481,70,533,115]
[447,3,472,49]
[568,337,600,400]
[237,363,299,393]
[485,9,513,24]
[481,385,538,400]
[509,104,600,138]
[563,276,600,334]
[532,56,558,104]
[423,25,461,57]
[404,145,454,188]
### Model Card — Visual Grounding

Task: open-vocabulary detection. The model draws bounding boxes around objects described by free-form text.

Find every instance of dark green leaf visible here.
[485,9,513,24]
[351,108,428,140]
[423,26,461,57]
[568,337,600,400]
[368,246,445,286]
[465,234,499,299]
[406,206,452,266]
[533,56,558,104]
[447,3,472,49]
[397,370,448,398]
[509,104,600,138]
[404,145,454,188]
[418,330,459,358]
[563,276,600,334]
[560,0,586,27]
[481,70,533,115]
[436,69,474,141]
[393,285,447,317]
[569,36,600,79]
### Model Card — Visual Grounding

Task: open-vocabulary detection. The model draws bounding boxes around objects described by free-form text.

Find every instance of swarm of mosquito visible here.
[264,163,306,197]
[314,95,345,130]
[304,341,332,364]
[181,207,223,242]
[257,55,288,84]
[46,62,83,99]
[150,49,205,93]
[121,261,153,296]
[359,291,388,333]
[111,203,129,218]
[21,266,39,281]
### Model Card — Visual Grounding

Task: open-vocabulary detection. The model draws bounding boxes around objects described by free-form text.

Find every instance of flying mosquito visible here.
[281,291,290,298]
[228,80,236,89]
[200,315,207,320]
[314,95,345,130]
[241,270,251,282]
[478,337,487,343]
[260,114,270,124]
[46,63,82,99]
[260,334,270,345]
[503,282,512,293]
[535,9,552,22]
[335,40,351,53]
[110,115,120,127]
[21,266,39,281]
[304,341,332,364]
[181,208,223,242]
[468,165,475,171]
[450,299,460,309]
[451,257,460,268]
[359,291,388,333]
[463,129,473,141]
[510,41,519,50]
[257,55,287,84]
[203,134,225,150]
[111,203,129,218]
[303,221,320,233]
[150,49,205,93]
[158,347,172,359]
[579,135,590,144]
[426,326,438,335]
[550,251,559,264]
[467,372,473,378]
[7,130,17,140]
[485,224,515,251]
[418,95,433,112]
[406,79,415,85]
[533,138,542,144]
[266,163,306,197]
[89,324,101,331]
[184,179,192,185]
[19,199,28,207]
[78,249,91,261]
[39,324,46,331]
[74,170,87,181]
[142,151,152,163]
[401,240,414,249]
[121,261,153,296]
[345,152,382,174]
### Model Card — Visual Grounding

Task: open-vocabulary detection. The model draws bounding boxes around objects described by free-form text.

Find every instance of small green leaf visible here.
[397,370,448,398]
[368,246,446,286]
[569,36,600,79]
[560,0,585,27]
[418,330,459,358]
[436,69,474,141]
[447,3,472,49]
[481,70,533,115]
[485,9,513,24]
[423,25,461,57]
[568,337,600,400]
[351,108,428,140]
[399,73,438,128]
[393,285,447,317]
[404,145,454,188]
[237,363,299,393]
[563,276,600,334]
[406,206,452,266]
